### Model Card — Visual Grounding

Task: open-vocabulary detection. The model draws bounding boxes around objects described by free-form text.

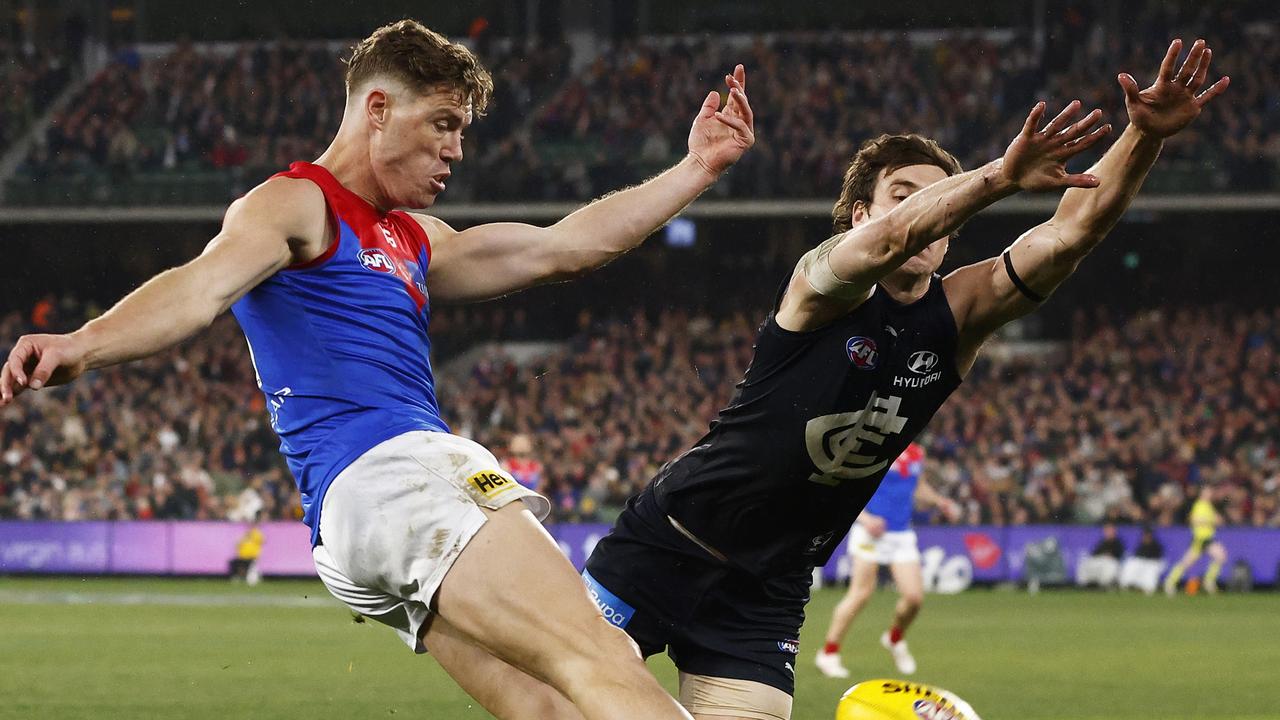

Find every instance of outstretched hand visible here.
[687,64,755,177]
[0,333,89,405]
[1119,38,1230,139]
[1001,100,1112,192]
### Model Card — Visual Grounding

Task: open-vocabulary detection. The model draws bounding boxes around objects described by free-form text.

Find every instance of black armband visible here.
[1002,250,1046,303]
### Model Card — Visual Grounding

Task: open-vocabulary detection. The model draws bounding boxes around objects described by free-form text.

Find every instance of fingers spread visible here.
[1176,39,1206,85]
[1054,124,1112,158]
[1196,75,1230,106]
[1021,102,1046,137]
[1117,73,1141,102]
[1189,47,1212,91]
[1158,38,1183,83]
[1058,108,1104,144]
[1043,100,1082,136]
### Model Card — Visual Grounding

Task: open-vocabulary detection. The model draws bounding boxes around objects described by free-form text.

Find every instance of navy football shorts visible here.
[583,493,809,695]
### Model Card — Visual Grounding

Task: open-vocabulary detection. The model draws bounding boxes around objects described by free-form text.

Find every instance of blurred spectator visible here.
[1119,525,1167,595]
[0,41,72,150]
[1076,522,1124,588]
[17,37,569,203]
[2,295,1279,527]
[501,434,546,494]
[12,4,1278,202]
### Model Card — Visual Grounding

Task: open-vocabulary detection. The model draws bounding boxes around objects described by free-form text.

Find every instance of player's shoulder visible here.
[226,175,328,233]
[403,212,457,242]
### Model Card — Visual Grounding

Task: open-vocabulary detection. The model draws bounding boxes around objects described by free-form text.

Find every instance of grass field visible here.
[1,577,1277,719]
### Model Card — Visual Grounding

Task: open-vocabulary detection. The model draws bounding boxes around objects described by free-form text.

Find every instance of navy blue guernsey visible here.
[651,275,962,577]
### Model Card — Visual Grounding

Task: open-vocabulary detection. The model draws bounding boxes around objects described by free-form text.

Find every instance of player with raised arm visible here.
[574,39,1226,720]
[815,442,960,678]
[0,20,754,720]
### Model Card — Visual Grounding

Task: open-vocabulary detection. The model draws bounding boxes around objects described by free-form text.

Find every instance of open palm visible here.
[687,64,755,177]
[1120,38,1230,139]
[1001,100,1111,192]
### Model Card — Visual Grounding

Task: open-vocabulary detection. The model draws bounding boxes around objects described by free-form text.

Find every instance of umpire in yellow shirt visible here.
[1164,485,1227,595]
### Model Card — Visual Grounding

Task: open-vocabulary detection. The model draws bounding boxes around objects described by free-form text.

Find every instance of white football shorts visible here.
[312,430,550,652]
[848,525,921,565]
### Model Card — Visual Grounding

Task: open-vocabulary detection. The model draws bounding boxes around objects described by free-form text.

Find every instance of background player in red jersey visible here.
[816,443,960,678]
[0,19,754,720]
[575,38,1227,720]
[502,433,546,494]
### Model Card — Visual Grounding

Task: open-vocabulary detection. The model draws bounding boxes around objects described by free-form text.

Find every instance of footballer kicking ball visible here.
[836,679,982,720]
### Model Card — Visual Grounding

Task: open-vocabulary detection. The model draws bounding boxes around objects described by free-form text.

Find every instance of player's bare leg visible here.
[422,614,584,719]
[887,560,924,633]
[1203,541,1227,594]
[881,560,924,675]
[815,557,878,678]
[1163,545,1202,596]
[678,671,794,720]
[433,503,691,720]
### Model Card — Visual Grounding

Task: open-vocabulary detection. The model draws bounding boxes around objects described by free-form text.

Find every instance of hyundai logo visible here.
[907,350,939,375]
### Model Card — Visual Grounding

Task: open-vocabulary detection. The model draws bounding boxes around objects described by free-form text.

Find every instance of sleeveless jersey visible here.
[864,443,924,532]
[651,275,962,577]
[231,162,449,545]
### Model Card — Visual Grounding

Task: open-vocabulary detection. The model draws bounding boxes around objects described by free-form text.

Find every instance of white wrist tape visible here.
[800,234,868,300]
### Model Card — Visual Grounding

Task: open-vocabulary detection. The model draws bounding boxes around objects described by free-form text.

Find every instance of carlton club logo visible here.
[358,247,397,274]
[907,350,939,375]
[846,336,879,369]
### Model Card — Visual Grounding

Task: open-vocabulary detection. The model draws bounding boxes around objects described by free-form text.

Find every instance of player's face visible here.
[852,164,952,277]
[370,85,472,208]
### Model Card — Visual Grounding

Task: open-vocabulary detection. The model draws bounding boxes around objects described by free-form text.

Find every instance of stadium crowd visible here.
[0,40,72,152]
[525,3,1276,198]
[2,296,1278,530]
[16,38,570,199]
[10,3,1279,200]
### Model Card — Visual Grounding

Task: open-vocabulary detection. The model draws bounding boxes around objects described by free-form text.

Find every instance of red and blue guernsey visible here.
[231,162,449,545]
[863,443,924,532]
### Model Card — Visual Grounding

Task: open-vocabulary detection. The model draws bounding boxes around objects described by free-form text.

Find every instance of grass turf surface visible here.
[2,577,1277,719]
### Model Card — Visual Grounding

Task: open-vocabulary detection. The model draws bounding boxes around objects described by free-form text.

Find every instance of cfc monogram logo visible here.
[467,470,514,497]
[804,393,909,485]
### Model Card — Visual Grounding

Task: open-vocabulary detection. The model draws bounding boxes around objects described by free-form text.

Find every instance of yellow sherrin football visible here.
[836,679,982,720]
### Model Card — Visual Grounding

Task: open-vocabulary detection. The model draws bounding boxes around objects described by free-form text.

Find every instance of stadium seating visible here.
[3,300,1277,528]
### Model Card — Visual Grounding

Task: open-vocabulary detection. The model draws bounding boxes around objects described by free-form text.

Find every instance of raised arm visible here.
[0,177,328,404]
[777,101,1109,332]
[424,66,755,303]
[913,478,960,520]
[946,39,1229,369]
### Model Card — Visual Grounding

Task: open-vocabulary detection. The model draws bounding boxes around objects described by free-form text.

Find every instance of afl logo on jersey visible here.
[846,336,879,370]
[907,350,939,375]
[358,248,397,274]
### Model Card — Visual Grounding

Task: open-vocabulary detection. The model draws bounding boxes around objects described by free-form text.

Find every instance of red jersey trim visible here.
[393,210,433,265]
[275,162,389,272]
[271,164,343,272]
